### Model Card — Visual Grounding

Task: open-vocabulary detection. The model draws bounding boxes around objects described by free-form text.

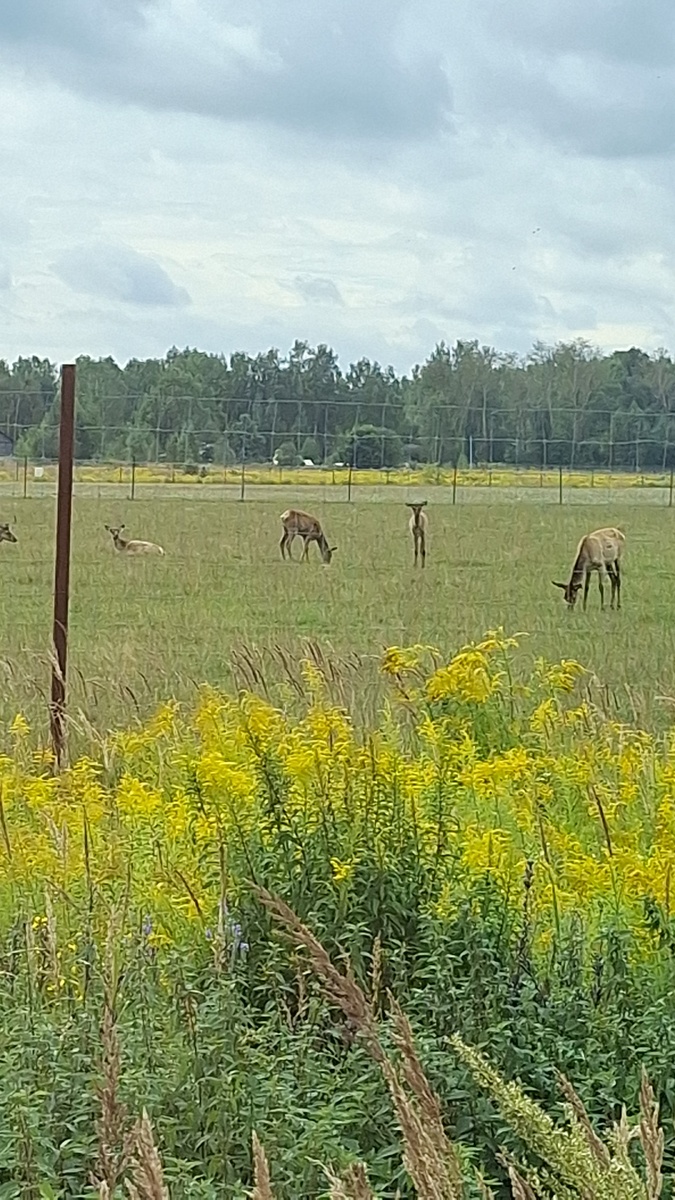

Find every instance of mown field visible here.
[1,491,675,738]
[3,492,675,1198]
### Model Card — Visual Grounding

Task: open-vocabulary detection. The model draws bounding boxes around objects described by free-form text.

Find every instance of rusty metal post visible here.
[50,364,76,767]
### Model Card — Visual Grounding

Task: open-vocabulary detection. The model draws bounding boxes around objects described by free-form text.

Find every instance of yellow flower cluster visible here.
[0,635,673,963]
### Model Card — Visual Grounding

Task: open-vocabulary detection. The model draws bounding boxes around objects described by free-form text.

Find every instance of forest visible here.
[3,337,675,470]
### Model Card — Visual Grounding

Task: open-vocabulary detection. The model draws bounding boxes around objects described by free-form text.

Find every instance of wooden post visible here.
[130,457,136,500]
[23,456,28,499]
[50,364,76,768]
[347,462,353,502]
[669,468,673,508]
[559,465,563,505]
[239,434,246,501]
[452,462,458,505]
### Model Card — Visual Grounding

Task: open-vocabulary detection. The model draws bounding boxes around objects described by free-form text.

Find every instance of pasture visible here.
[2,488,675,738]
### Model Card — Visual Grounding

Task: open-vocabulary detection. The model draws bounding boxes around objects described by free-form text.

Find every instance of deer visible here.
[279,509,336,564]
[105,524,165,556]
[0,522,17,545]
[552,527,625,611]
[406,502,428,567]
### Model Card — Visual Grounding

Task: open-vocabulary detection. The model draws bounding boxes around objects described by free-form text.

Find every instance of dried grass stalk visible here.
[254,887,382,1060]
[639,1070,664,1200]
[251,1131,276,1200]
[505,1162,537,1200]
[126,1109,168,1200]
[326,1161,375,1199]
[257,887,465,1200]
[557,1072,610,1166]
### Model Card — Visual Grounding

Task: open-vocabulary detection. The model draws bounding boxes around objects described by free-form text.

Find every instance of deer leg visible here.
[614,560,621,610]
[420,533,426,568]
[280,531,289,560]
[597,569,606,611]
[301,537,310,561]
[413,533,418,567]
[605,564,614,609]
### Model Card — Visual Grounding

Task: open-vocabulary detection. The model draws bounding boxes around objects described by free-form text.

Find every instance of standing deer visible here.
[279,509,336,563]
[552,527,625,611]
[406,502,427,567]
[0,523,17,545]
[105,524,165,556]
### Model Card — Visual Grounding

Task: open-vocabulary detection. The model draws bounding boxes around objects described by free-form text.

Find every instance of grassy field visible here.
[1,490,675,741]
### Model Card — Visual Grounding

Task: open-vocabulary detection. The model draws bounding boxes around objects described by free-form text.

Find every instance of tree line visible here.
[3,338,675,470]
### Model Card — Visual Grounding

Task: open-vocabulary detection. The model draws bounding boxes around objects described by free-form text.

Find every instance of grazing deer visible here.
[0,522,17,545]
[279,509,336,564]
[552,527,625,611]
[406,502,428,567]
[105,524,165,556]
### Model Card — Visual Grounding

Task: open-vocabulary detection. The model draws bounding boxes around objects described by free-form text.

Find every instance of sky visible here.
[1,0,675,374]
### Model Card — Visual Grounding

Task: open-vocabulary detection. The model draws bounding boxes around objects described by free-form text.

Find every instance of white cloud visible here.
[0,0,675,370]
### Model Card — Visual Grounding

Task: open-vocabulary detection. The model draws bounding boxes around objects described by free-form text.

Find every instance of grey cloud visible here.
[0,0,450,141]
[434,0,675,159]
[52,242,190,307]
[490,0,675,68]
[292,276,344,305]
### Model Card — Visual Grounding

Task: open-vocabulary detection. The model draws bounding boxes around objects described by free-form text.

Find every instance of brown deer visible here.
[552,527,625,611]
[406,502,427,567]
[0,523,17,545]
[105,524,165,556]
[279,509,336,563]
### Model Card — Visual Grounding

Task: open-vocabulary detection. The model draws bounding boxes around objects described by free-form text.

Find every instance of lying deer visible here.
[105,524,165,556]
[553,526,625,611]
[279,509,336,564]
[0,523,17,545]
[406,502,427,567]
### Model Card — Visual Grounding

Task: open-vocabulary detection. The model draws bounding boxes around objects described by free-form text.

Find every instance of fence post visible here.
[130,458,136,501]
[347,463,353,502]
[50,364,76,769]
[558,465,563,505]
[23,456,28,499]
[452,463,458,505]
[239,435,246,501]
[670,468,673,508]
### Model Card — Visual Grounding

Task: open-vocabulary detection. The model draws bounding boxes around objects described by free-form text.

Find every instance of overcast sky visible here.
[1,0,674,373]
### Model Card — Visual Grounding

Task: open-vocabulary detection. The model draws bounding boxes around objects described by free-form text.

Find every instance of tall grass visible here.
[0,634,675,1193]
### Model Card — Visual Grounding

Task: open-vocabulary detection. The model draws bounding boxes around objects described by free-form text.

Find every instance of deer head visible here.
[0,522,17,543]
[321,544,338,564]
[552,580,581,608]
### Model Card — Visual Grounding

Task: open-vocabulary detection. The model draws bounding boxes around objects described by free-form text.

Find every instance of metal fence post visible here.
[50,364,76,768]
[452,463,458,505]
[130,458,136,501]
[23,456,28,499]
[559,465,563,505]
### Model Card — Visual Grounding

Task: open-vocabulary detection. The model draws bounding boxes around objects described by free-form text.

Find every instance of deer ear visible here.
[330,546,338,553]
[552,581,566,589]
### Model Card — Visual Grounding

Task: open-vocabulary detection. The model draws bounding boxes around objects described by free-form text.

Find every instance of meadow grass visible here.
[2,491,675,740]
